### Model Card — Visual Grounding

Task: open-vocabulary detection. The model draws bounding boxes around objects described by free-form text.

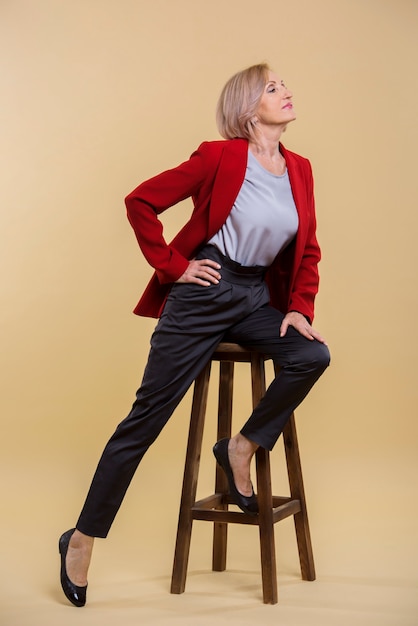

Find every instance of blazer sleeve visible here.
[125,145,207,284]
[287,159,321,322]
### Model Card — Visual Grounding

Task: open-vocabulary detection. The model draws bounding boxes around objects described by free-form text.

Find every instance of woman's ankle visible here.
[70,529,95,549]
[230,433,258,458]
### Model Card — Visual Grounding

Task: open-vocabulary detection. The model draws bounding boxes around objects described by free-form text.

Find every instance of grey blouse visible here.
[208,149,299,267]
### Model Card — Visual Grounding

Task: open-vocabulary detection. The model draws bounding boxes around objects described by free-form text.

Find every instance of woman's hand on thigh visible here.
[280,311,327,345]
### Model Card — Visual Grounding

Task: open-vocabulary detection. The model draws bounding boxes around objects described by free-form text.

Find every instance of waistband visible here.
[196,244,266,285]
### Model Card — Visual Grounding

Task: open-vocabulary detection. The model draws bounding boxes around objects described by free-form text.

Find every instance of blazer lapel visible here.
[281,144,309,266]
[207,139,248,237]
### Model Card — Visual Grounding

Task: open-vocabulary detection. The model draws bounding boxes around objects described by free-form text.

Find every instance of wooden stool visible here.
[170,342,315,604]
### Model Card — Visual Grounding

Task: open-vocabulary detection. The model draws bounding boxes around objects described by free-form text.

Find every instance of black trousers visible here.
[76,246,330,537]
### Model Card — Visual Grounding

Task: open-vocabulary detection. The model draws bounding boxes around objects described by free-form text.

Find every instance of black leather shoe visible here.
[59,528,87,607]
[213,438,258,515]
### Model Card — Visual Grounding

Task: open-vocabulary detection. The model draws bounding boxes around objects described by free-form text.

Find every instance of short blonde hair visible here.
[216,63,271,142]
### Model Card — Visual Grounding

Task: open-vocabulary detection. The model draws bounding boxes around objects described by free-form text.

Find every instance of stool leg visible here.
[283,413,316,581]
[171,361,211,594]
[252,354,278,604]
[256,448,278,604]
[212,361,234,572]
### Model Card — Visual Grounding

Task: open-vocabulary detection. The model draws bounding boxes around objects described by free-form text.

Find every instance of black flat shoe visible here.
[213,438,258,515]
[59,528,87,607]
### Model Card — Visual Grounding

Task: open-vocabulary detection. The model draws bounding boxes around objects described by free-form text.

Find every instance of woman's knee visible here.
[274,338,330,375]
[310,340,331,372]
[287,338,330,374]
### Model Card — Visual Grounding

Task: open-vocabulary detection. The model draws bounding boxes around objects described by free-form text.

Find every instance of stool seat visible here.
[170,342,315,604]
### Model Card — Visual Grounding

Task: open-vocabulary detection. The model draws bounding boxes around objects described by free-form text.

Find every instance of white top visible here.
[208,149,299,267]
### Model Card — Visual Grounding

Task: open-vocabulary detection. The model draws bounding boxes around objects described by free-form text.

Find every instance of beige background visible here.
[1,1,417,624]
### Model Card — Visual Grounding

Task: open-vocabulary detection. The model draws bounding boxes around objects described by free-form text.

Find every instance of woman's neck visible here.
[248,129,286,175]
[249,126,285,157]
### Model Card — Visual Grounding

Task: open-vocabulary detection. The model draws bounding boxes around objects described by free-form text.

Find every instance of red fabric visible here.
[125,138,321,322]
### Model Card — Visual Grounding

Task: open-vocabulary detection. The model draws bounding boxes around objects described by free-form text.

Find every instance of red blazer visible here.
[125,138,321,322]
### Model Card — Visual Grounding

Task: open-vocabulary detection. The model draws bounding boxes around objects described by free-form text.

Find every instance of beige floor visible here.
[2,428,417,626]
[2,522,417,626]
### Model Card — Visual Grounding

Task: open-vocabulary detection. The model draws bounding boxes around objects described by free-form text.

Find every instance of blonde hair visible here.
[216,63,271,142]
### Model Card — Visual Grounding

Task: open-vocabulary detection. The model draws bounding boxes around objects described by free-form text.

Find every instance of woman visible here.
[59,62,330,607]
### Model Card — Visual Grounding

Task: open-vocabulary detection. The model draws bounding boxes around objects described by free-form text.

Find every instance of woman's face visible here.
[255,70,295,127]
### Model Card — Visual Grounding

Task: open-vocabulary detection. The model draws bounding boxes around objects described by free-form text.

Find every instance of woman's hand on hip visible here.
[280,311,327,345]
[175,258,221,286]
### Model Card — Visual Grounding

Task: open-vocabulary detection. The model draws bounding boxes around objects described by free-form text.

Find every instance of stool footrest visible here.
[191,494,301,525]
